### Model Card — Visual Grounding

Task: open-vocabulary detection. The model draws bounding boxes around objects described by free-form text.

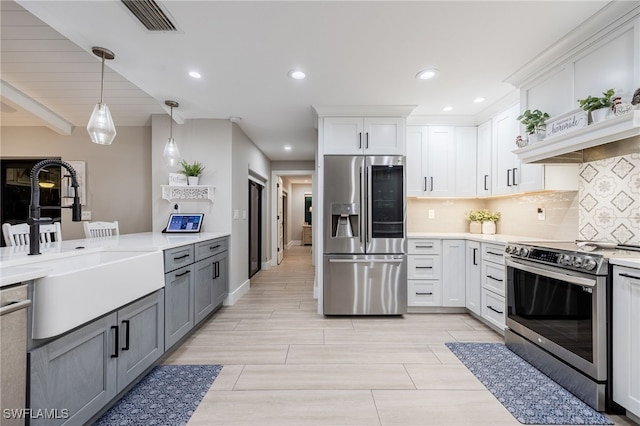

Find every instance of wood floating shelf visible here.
[161,185,215,202]
[514,110,640,163]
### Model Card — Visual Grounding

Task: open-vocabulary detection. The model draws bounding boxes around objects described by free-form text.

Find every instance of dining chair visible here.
[83,221,119,238]
[2,222,62,246]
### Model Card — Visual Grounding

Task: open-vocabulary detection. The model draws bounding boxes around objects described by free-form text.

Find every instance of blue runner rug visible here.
[445,342,612,425]
[93,364,222,426]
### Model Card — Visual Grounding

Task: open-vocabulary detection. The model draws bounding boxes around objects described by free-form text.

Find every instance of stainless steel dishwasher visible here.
[1,283,31,426]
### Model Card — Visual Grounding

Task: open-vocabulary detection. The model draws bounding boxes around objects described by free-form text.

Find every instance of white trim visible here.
[225,279,250,306]
[261,260,271,270]
[248,173,266,186]
[289,240,302,247]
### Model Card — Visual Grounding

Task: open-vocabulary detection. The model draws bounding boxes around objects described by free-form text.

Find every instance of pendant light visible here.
[163,100,181,166]
[87,47,117,145]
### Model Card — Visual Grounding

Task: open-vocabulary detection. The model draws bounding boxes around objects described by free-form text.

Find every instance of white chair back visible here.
[83,221,119,238]
[2,222,62,247]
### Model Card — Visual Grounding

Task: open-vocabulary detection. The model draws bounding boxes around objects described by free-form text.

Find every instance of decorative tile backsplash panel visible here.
[578,153,639,244]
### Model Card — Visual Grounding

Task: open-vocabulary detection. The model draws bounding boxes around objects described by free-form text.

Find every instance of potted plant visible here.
[516,109,550,144]
[577,88,615,123]
[179,160,205,185]
[466,209,501,235]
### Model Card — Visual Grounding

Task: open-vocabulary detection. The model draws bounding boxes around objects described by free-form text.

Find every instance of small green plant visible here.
[577,89,615,112]
[465,209,501,222]
[516,109,550,134]
[179,160,205,177]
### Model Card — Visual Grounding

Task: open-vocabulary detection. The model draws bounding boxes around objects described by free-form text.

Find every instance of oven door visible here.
[505,258,607,381]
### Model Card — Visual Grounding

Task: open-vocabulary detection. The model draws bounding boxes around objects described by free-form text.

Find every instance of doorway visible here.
[248,180,263,278]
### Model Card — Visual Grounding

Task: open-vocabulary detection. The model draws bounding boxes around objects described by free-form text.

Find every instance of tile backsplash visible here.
[578,152,639,245]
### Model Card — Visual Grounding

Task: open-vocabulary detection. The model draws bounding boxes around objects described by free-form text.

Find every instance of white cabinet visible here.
[465,240,481,315]
[476,120,492,196]
[480,242,506,332]
[407,239,442,307]
[442,240,466,307]
[406,126,476,197]
[613,265,640,419]
[323,117,404,155]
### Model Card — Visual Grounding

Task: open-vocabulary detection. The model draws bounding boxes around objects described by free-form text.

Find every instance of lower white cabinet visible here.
[480,242,506,331]
[30,290,164,426]
[442,240,466,307]
[408,239,442,307]
[465,241,481,315]
[613,265,640,419]
[407,279,442,307]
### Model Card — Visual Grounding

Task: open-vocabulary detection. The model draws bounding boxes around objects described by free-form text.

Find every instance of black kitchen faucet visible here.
[28,159,82,255]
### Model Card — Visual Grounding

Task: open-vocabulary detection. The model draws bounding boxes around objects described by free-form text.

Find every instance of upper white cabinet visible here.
[323,117,404,155]
[406,126,476,198]
[476,120,492,196]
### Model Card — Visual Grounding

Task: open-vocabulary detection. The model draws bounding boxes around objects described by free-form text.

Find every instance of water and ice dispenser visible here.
[331,203,359,238]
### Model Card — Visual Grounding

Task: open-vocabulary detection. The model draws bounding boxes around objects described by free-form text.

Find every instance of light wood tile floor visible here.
[163,245,637,426]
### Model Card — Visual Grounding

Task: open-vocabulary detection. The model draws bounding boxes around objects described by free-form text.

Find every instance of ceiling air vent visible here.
[121,0,177,31]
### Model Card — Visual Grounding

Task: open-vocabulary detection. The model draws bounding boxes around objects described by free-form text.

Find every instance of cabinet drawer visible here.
[407,280,442,307]
[482,262,505,296]
[195,238,228,262]
[164,245,195,273]
[408,239,441,255]
[482,290,505,330]
[408,255,441,279]
[482,243,505,264]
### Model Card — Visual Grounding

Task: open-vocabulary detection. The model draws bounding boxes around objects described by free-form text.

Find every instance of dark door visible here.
[248,180,263,277]
[0,158,62,246]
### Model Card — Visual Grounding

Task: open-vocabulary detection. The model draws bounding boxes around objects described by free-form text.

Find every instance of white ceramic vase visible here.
[469,221,482,234]
[187,176,199,186]
[482,221,496,235]
[590,107,610,124]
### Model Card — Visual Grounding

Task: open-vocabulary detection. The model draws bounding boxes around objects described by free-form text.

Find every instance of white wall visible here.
[290,183,312,243]
[1,125,152,240]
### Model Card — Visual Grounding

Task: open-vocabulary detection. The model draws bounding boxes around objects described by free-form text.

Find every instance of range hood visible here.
[514,110,640,164]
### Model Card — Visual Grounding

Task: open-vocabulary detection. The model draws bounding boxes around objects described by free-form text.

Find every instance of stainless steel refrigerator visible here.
[323,155,407,315]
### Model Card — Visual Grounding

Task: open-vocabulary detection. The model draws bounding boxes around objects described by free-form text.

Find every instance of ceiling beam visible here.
[1,79,74,135]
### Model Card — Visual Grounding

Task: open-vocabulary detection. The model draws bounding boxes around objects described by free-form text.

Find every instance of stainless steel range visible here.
[504,240,639,412]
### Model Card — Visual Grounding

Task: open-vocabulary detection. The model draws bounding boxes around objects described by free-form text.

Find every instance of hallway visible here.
[164,246,632,425]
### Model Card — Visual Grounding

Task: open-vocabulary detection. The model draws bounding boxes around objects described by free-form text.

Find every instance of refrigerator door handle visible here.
[328,258,404,263]
[366,163,372,245]
[359,166,364,247]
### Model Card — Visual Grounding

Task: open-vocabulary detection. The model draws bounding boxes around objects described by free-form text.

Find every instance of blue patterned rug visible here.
[445,343,612,425]
[93,364,222,426]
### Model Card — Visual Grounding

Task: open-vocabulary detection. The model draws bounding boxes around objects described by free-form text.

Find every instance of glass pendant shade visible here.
[87,103,117,145]
[163,137,181,166]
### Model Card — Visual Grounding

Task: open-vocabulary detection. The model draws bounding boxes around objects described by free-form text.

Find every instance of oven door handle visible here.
[505,258,597,287]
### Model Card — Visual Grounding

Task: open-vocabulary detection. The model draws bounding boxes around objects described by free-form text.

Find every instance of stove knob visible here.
[559,254,571,265]
[572,256,584,268]
[512,247,521,256]
[583,257,598,271]
[520,248,530,257]
[505,245,513,254]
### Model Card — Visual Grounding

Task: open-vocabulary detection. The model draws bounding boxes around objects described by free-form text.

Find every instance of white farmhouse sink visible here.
[31,250,164,339]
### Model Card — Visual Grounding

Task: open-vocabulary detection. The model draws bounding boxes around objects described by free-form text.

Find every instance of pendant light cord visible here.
[99,52,105,104]
[169,106,174,138]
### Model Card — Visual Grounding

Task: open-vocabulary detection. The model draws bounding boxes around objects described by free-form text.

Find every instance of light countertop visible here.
[610,258,640,269]
[0,231,230,287]
[407,232,549,245]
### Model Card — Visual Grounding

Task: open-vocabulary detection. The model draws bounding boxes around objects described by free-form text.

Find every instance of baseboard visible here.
[225,279,250,306]
[261,260,271,270]
[289,240,302,246]
[406,306,467,314]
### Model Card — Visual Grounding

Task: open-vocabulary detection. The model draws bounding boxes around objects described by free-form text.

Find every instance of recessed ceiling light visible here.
[443,106,453,112]
[288,69,306,80]
[189,71,201,79]
[284,145,292,151]
[473,97,485,103]
[416,69,439,80]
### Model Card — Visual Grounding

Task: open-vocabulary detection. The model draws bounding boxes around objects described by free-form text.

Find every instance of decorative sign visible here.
[169,173,187,186]
[545,109,588,139]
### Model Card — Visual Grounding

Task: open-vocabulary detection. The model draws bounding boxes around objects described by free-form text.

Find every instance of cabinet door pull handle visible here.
[484,175,488,191]
[111,325,119,358]
[487,275,503,282]
[512,168,518,186]
[415,266,433,269]
[415,245,433,249]
[122,320,130,351]
[507,169,512,187]
[620,273,640,281]
[473,248,478,266]
[175,270,191,278]
[210,245,221,250]
[416,292,433,296]
[365,132,369,149]
[423,177,427,192]
[173,254,189,261]
[487,306,504,315]
[487,251,502,256]
[430,177,434,192]
[358,132,362,149]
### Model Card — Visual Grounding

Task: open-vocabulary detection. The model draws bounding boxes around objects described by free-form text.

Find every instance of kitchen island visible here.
[0,231,230,426]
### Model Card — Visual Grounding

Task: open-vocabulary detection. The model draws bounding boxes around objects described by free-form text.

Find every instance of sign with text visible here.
[545,109,588,139]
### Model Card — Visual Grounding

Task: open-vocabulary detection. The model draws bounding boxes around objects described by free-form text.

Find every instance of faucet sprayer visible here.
[28,159,82,255]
